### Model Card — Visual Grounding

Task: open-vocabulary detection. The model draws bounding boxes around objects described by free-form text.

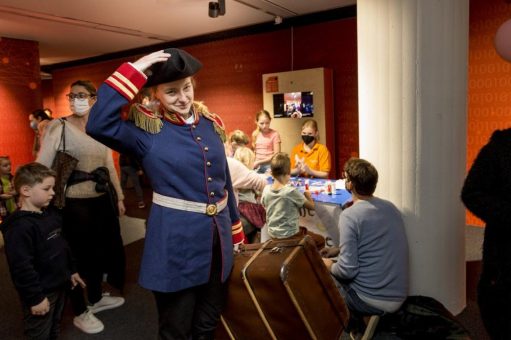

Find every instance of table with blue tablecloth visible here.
[261,178,352,246]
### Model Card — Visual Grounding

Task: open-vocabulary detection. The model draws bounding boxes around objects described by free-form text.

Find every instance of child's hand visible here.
[71,273,86,289]
[320,246,340,258]
[322,258,334,271]
[304,191,312,200]
[31,297,50,316]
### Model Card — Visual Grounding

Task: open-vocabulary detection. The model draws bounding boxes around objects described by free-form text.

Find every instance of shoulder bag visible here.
[51,119,79,208]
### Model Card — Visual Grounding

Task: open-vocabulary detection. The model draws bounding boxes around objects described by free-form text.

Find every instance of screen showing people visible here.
[273,91,314,118]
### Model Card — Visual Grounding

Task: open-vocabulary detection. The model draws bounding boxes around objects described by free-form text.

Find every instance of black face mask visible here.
[302,135,315,145]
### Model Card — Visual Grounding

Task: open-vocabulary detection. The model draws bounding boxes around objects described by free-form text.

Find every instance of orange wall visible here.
[5,5,507,226]
[49,18,359,178]
[467,0,511,226]
[0,37,42,170]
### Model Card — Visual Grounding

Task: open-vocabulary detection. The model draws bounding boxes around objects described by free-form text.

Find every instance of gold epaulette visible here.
[194,102,227,142]
[128,103,163,134]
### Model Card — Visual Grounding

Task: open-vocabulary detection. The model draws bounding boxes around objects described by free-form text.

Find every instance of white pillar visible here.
[357,0,469,314]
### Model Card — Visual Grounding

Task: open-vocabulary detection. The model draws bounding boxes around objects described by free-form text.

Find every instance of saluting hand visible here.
[132,50,171,73]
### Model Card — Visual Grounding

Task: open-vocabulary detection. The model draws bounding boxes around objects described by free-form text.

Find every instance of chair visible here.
[349,315,380,340]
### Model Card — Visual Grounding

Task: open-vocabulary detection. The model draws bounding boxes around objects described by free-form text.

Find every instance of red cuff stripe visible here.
[105,63,147,100]
[231,221,245,245]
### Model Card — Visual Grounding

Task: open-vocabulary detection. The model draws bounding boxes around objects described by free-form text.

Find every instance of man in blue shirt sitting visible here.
[322,158,409,334]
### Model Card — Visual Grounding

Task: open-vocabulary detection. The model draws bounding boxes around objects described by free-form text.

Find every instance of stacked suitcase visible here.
[216,236,349,340]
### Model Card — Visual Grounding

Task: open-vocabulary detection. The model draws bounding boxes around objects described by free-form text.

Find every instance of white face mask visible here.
[70,98,90,116]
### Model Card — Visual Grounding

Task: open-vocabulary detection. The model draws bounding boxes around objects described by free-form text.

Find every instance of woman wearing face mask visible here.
[36,80,126,335]
[290,119,331,179]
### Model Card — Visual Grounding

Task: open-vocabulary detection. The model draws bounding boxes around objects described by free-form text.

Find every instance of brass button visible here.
[197,136,202,141]
[192,125,196,129]
[204,146,209,152]
[207,177,212,182]
[210,192,215,197]
[207,161,211,167]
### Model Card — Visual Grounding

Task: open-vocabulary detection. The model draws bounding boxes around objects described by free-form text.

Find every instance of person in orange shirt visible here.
[290,119,331,178]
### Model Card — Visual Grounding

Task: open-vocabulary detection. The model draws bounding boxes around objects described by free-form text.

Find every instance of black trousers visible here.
[22,289,66,340]
[152,231,227,340]
[63,195,126,315]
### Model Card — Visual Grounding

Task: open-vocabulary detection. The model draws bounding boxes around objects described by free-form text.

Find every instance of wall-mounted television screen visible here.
[273,91,314,118]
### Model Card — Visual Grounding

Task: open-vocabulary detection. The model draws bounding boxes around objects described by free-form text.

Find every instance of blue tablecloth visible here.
[291,178,352,206]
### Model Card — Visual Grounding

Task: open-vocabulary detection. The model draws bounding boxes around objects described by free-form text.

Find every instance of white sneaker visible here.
[73,310,104,334]
[88,292,125,314]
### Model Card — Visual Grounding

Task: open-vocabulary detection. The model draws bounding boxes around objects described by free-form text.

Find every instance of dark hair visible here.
[71,80,97,97]
[31,108,52,121]
[14,162,56,193]
[343,158,378,196]
[271,152,291,177]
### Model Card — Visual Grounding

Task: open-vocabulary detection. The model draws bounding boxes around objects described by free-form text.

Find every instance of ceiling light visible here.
[209,0,226,18]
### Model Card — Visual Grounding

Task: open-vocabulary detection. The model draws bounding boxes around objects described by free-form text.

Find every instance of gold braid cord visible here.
[193,102,227,142]
[128,103,163,134]
[128,101,226,141]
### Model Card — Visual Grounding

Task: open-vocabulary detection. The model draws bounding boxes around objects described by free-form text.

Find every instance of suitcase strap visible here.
[282,244,319,340]
[220,316,235,340]
[241,240,278,340]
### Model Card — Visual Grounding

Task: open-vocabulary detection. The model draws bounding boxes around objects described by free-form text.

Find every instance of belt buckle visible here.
[206,204,217,216]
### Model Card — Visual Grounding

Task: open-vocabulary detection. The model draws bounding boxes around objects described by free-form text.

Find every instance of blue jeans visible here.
[335,282,384,332]
[336,282,384,316]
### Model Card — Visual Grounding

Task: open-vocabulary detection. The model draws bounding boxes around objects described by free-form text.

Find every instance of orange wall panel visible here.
[467,0,511,226]
[0,37,42,170]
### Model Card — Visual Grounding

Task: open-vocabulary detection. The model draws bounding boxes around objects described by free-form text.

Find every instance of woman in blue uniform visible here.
[86,49,244,340]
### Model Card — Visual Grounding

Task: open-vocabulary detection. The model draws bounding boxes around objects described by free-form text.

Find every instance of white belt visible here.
[152,191,228,216]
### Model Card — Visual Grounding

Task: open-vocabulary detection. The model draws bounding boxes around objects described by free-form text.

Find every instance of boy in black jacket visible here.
[1,163,85,339]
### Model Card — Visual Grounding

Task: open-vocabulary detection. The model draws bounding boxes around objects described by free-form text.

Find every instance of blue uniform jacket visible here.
[86,63,243,292]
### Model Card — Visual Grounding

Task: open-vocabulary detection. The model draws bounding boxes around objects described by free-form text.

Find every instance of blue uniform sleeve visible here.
[86,63,153,158]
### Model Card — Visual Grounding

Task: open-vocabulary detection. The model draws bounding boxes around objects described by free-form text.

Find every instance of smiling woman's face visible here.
[155,77,194,116]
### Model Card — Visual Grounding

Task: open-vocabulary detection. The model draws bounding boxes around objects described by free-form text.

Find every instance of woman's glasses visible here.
[66,93,94,101]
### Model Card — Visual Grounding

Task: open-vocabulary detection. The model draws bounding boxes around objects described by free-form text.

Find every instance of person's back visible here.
[261,153,326,249]
[323,157,409,328]
[262,184,305,238]
[335,197,408,306]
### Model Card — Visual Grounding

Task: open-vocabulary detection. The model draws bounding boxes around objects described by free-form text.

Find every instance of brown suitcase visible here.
[217,236,349,340]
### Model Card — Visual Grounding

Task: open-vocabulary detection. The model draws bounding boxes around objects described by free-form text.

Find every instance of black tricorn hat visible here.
[143,48,203,88]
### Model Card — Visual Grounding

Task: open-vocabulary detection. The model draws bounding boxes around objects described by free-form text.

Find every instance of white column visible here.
[357,0,469,314]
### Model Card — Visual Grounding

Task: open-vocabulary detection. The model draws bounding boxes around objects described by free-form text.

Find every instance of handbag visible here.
[238,201,266,229]
[51,119,79,209]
